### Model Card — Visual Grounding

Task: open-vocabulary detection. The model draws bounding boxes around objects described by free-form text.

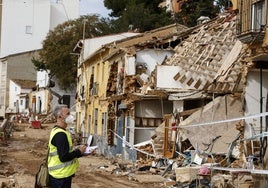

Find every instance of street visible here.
[0,123,163,188]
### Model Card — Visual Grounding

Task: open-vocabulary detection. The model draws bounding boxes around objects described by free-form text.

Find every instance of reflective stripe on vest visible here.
[48,159,76,171]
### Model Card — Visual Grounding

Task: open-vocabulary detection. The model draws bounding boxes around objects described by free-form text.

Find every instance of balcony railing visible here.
[236,0,266,44]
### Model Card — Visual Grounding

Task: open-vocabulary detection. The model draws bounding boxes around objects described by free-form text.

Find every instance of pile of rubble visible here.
[102,148,256,187]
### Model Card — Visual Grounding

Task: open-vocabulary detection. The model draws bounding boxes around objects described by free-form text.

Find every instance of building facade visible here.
[232,0,268,177]
[75,24,188,160]
[0,0,79,117]
[8,79,36,114]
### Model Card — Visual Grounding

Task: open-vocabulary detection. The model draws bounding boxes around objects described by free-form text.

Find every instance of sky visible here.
[79,0,111,18]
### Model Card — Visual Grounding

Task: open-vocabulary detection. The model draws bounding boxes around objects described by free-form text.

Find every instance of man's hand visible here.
[88,149,95,155]
[78,145,87,154]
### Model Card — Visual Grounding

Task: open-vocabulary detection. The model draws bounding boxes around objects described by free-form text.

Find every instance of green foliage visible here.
[104,0,128,17]
[214,0,233,12]
[174,0,220,27]
[31,57,47,71]
[35,15,113,90]
[104,0,174,32]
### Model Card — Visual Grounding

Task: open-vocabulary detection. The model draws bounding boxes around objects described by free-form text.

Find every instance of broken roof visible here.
[102,23,189,59]
[73,32,140,62]
[114,23,188,49]
[163,13,248,94]
[11,79,36,89]
[75,23,188,65]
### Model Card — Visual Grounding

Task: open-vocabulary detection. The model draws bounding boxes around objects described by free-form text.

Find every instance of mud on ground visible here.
[0,123,163,188]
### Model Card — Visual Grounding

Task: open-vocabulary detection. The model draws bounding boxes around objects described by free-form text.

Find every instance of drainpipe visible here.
[260,65,264,167]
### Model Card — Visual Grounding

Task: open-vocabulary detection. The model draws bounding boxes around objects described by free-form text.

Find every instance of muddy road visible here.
[0,123,164,188]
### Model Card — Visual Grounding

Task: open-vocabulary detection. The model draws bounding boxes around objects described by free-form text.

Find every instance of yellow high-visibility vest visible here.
[48,127,79,178]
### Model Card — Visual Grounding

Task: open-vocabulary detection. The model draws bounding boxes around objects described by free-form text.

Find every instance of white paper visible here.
[84,146,98,154]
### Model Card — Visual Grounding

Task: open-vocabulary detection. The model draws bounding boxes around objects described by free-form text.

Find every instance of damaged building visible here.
[103,12,248,164]
[161,12,247,159]
[74,1,268,186]
[75,11,248,161]
[74,24,188,160]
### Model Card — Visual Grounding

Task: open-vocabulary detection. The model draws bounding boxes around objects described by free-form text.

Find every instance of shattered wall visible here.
[134,100,173,144]
[136,49,174,75]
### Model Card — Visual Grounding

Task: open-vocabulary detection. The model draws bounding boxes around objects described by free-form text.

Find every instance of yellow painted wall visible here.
[231,0,238,10]
[78,49,110,136]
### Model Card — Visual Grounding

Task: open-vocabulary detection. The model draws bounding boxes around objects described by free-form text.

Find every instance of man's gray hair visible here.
[53,104,68,118]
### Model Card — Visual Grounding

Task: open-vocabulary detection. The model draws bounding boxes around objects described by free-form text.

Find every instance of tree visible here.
[214,0,233,12]
[104,0,174,32]
[33,15,114,90]
[175,0,220,27]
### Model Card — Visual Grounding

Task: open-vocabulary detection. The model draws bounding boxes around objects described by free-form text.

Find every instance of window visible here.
[20,100,23,106]
[102,63,105,82]
[0,96,4,106]
[25,25,32,34]
[90,83,98,96]
[89,67,94,90]
[251,1,266,32]
[80,85,85,99]
[96,63,100,83]
[101,112,107,136]
[94,108,98,134]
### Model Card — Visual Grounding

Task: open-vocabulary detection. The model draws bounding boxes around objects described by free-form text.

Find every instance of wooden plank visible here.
[178,107,202,117]
[214,40,243,82]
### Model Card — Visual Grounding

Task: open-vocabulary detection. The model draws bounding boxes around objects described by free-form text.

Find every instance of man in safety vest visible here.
[48,104,87,188]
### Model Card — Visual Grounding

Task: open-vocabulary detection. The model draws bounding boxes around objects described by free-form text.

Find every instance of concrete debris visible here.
[39,113,56,124]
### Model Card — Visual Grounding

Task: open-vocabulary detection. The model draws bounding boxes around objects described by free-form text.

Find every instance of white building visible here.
[0,0,79,58]
[0,0,79,117]
[8,79,36,114]
[30,70,76,115]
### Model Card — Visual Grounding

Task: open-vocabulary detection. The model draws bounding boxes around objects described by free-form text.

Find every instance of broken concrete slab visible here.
[179,95,243,154]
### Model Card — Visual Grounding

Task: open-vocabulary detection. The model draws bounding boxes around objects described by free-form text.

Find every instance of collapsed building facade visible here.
[75,12,249,159]
[75,1,268,185]
[75,24,188,159]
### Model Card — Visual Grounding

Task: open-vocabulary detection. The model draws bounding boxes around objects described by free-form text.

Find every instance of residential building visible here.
[74,32,140,149]
[233,0,268,180]
[0,0,79,117]
[99,12,248,160]
[75,24,188,160]
[162,12,247,158]
[76,10,260,164]
[8,79,36,114]
[29,70,76,116]
[0,51,39,117]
